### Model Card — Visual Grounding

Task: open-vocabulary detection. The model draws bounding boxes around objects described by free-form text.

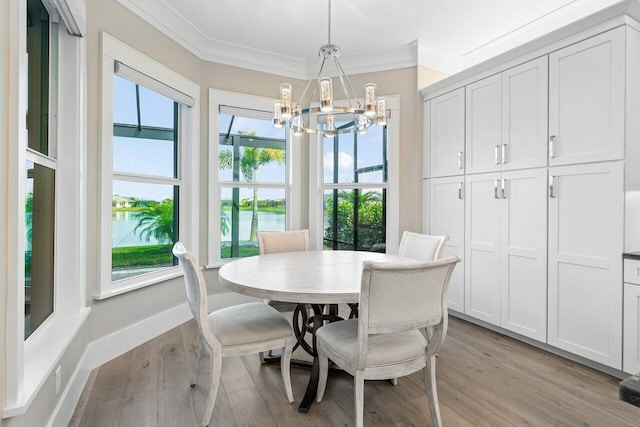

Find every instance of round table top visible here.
[218,250,413,304]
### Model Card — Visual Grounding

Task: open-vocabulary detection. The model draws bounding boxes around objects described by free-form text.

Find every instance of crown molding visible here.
[416,41,464,75]
[115,0,438,78]
[116,0,635,80]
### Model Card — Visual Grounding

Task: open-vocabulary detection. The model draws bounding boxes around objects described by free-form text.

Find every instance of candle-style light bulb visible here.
[272,101,284,128]
[364,83,377,117]
[320,78,333,112]
[280,83,292,119]
[358,115,368,135]
[375,98,387,126]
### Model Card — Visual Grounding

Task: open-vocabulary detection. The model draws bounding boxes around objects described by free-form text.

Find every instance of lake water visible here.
[112,210,286,247]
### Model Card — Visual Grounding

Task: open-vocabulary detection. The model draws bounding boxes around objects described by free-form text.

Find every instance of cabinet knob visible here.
[549,135,557,158]
[457,151,464,169]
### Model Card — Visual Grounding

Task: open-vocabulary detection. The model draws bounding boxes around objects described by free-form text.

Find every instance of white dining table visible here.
[218,249,414,412]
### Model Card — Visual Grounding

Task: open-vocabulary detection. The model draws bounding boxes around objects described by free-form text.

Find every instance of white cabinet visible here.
[428,88,465,178]
[465,57,548,175]
[624,259,640,374]
[465,74,502,174]
[548,161,623,369]
[464,169,547,340]
[499,169,548,341]
[501,57,548,171]
[549,27,625,166]
[427,176,465,312]
[465,172,502,324]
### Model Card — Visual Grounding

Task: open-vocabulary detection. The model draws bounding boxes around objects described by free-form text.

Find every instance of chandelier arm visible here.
[297,53,326,109]
[333,55,361,116]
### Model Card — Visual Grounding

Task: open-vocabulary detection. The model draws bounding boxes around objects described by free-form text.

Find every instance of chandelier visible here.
[273,0,386,137]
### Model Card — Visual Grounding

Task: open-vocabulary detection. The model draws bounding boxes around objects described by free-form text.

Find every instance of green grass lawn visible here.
[112,243,262,268]
[221,206,285,214]
[221,246,260,258]
[112,244,173,268]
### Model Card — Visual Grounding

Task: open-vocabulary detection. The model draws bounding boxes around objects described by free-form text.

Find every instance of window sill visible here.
[94,267,183,300]
[2,307,91,418]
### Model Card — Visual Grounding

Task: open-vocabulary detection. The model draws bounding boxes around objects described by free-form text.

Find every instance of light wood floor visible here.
[69,316,640,426]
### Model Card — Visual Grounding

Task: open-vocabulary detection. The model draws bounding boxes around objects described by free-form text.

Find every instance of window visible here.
[98,34,200,298]
[111,74,180,282]
[208,90,300,265]
[322,124,387,251]
[24,0,57,338]
[310,96,399,252]
[4,0,89,415]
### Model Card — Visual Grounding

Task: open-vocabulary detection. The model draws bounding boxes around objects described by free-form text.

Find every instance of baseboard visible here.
[449,310,628,380]
[48,291,258,427]
[48,350,91,427]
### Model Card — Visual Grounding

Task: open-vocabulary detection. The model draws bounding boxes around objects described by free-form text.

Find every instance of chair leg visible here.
[258,351,265,364]
[423,355,442,427]
[354,370,365,427]
[316,352,329,402]
[390,377,398,386]
[202,349,222,427]
[191,339,205,387]
[281,338,294,403]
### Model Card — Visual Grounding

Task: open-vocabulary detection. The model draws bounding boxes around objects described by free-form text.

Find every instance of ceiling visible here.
[116,0,624,79]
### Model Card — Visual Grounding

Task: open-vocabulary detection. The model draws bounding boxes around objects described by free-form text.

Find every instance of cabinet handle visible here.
[457,151,464,169]
[549,175,556,198]
[458,182,463,200]
[494,179,500,199]
[501,178,506,199]
[502,144,507,164]
[549,135,556,158]
[495,145,501,164]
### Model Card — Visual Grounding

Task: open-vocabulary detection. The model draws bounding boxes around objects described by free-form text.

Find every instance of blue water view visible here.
[112,210,286,247]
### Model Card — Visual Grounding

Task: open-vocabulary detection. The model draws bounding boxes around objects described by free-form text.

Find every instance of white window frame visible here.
[207,89,301,267]
[308,95,400,252]
[3,0,89,416]
[96,33,200,299]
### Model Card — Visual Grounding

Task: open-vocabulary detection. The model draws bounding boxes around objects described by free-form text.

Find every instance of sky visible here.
[112,75,387,202]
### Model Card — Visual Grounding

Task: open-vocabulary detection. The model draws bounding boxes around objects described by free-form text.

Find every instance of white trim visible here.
[6,0,28,405]
[2,309,90,418]
[94,267,183,300]
[47,291,257,427]
[207,89,299,266]
[98,32,200,299]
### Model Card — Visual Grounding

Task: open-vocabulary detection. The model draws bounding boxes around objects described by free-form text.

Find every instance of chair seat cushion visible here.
[317,319,427,368]
[208,302,292,346]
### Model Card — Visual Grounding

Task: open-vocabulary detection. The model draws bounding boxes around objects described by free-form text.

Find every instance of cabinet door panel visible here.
[466,74,502,174]
[548,161,623,368]
[429,176,465,312]
[465,173,501,325]
[624,283,640,374]
[549,27,624,165]
[429,88,465,178]
[500,169,547,341]
[502,57,548,171]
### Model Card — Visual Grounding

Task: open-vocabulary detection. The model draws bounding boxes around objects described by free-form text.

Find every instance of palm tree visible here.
[134,199,174,244]
[219,131,285,242]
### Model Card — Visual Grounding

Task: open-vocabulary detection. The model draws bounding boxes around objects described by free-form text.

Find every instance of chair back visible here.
[355,257,459,368]
[257,229,309,255]
[397,231,448,261]
[172,242,218,349]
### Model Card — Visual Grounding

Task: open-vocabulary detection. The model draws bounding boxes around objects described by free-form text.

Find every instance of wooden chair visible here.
[315,256,460,427]
[172,242,294,427]
[398,231,449,261]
